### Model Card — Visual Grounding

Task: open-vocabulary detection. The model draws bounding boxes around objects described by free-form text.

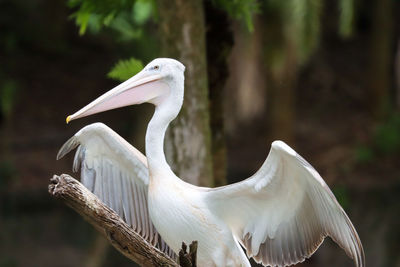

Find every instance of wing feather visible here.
[57,122,176,260]
[207,140,364,267]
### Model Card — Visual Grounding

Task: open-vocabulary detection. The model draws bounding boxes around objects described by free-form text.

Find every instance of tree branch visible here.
[48,174,180,267]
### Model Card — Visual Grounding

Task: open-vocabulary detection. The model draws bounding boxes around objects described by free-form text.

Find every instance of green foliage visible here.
[269,0,322,63]
[68,0,155,82]
[69,0,357,80]
[107,11,143,41]
[289,0,323,62]
[338,0,355,38]
[108,1,154,41]
[263,0,355,64]
[68,0,125,35]
[107,58,144,81]
[68,0,154,35]
[0,80,18,119]
[212,0,259,31]
[132,0,153,25]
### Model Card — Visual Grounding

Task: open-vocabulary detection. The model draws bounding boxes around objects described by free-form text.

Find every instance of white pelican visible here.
[58,58,365,267]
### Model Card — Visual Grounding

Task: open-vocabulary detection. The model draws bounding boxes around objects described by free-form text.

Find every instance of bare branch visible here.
[48,174,179,267]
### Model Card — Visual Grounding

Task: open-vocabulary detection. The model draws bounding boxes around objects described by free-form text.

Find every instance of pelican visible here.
[58,58,365,267]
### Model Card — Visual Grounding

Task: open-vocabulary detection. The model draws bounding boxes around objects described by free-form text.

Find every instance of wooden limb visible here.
[178,241,198,267]
[48,174,179,267]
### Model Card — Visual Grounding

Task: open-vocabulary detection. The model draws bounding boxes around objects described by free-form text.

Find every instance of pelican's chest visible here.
[147,177,247,267]
[147,178,216,252]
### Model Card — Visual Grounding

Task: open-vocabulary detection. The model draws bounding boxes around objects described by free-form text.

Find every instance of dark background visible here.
[1,0,399,266]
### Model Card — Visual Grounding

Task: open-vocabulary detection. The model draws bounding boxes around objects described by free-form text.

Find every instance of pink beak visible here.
[66,71,168,123]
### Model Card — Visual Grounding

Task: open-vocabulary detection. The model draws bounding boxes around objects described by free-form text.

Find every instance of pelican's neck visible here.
[145,104,176,178]
[145,71,184,181]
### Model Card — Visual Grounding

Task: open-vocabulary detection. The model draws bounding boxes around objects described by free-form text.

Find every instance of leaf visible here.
[132,0,153,25]
[77,11,91,35]
[109,12,143,41]
[103,11,116,26]
[107,58,144,81]
[67,0,137,35]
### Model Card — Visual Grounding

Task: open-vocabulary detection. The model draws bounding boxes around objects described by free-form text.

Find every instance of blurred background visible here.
[1,0,399,266]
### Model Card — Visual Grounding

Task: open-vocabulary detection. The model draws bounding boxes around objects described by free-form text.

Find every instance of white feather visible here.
[205,141,365,266]
[57,122,176,259]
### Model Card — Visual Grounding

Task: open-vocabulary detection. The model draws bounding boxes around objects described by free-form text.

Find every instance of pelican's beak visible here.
[66,71,168,123]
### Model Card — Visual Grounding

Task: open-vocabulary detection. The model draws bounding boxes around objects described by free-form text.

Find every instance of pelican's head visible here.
[66,58,185,123]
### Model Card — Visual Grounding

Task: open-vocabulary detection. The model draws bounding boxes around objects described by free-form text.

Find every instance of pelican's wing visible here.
[57,122,175,258]
[206,141,364,267]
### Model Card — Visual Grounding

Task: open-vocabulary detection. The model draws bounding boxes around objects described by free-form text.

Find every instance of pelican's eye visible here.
[152,65,159,70]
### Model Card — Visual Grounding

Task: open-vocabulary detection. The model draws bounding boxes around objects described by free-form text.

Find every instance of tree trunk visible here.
[225,15,297,146]
[157,0,213,186]
[204,2,233,187]
[266,36,297,145]
[261,13,297,145]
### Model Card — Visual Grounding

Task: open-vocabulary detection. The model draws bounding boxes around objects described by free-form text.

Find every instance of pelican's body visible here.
[58,58,365,267]
[148,177,247,266]
[130,71,248,265]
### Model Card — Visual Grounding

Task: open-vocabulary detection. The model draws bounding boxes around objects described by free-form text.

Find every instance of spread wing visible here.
[206,141,364,267]
[57,122,175,259]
